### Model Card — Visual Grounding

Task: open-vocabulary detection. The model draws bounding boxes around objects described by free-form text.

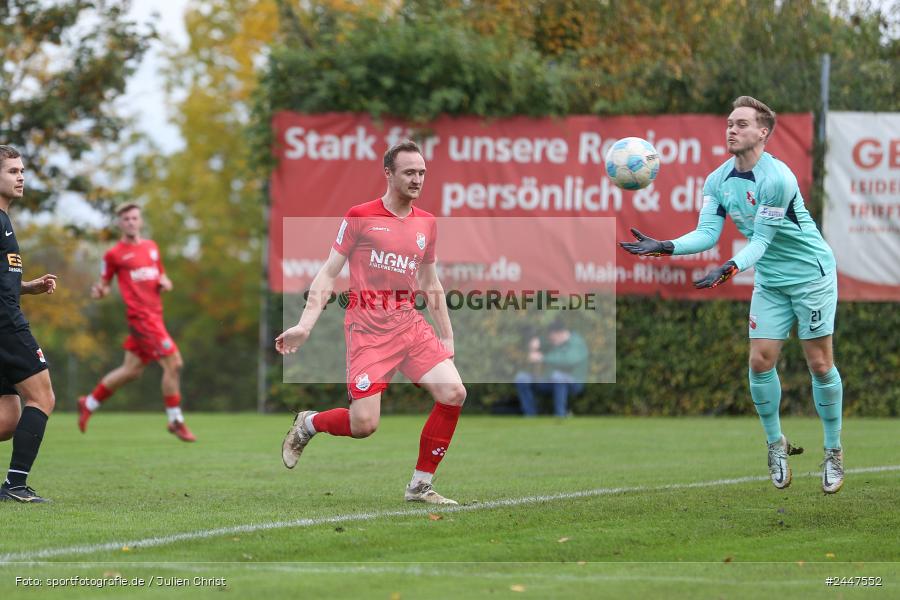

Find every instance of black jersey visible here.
[0,209,28,331]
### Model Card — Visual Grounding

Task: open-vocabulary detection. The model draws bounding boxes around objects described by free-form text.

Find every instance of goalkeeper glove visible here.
[693,261,739,289]
[618,228,674,256]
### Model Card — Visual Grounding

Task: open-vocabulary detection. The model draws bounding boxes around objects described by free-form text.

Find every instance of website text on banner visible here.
[823,112,900,302]
[281,217,617,385]
[270,112,813,300]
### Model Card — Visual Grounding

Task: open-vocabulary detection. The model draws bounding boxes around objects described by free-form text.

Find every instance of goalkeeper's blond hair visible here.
[733,96,776,142]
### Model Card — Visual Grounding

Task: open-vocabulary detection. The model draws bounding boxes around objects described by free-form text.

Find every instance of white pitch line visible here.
[2,465,898,565]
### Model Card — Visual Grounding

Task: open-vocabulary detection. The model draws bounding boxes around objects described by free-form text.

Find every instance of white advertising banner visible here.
[823,112,900,301]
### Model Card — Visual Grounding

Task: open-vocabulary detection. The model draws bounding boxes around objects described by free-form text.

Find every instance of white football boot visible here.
[767,434,804,489]
[405,481,458,505]
[821,448,844,494]
[282,410,316,469]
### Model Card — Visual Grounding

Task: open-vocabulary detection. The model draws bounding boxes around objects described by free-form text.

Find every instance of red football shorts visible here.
[123,318,179,365]
[344,316,452,401]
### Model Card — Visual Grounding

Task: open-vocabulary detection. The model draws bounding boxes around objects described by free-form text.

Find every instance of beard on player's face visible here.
[393,177,421,200]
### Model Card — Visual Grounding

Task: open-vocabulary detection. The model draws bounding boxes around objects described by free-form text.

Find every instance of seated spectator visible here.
[514,319,588,417]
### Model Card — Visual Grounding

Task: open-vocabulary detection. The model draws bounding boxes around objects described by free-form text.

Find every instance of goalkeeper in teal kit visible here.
[620,96,844,494]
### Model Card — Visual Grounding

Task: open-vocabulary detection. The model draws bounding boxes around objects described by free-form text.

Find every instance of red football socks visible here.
[164,394,181,408]
[415,402,462,473]
[91,383,112,402]
[312,408,352,437]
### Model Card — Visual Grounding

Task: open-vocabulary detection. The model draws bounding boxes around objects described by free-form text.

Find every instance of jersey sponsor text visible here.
[369,250,419,274]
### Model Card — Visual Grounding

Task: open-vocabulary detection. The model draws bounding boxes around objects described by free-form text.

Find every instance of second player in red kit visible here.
[277,140,466,505]
[78,204,195,442]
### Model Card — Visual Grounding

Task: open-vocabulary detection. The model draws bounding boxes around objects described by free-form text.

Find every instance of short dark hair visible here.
[732,96,776,140]
[549,318,567,333]
[383,140,423,172]
[115,202,141,216]
[0,145,22,164]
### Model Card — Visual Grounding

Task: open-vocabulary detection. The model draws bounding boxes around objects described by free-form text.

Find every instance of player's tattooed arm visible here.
[21,273,58,295]
[417,262,454,356]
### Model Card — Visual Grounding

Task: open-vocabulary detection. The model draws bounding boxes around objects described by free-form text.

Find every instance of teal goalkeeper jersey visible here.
[671,152,835,287]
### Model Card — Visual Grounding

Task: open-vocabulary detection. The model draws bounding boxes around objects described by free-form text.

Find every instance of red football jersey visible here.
[101,239,166,321]
[333,199,438,335]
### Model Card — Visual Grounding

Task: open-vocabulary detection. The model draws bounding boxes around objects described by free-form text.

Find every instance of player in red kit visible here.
[78,203,195,442]
[277,140,466,505]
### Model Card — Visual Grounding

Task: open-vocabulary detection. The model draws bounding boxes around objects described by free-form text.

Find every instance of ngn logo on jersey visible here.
[370,250,419,274]
[130,266,160,282]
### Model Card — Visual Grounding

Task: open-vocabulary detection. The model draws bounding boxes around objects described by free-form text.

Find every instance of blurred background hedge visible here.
[269,297,899,417]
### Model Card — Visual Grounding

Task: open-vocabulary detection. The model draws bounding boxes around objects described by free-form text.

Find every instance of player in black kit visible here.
[0,145,60,503]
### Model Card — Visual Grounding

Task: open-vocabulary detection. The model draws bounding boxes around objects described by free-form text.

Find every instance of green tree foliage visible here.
[0,1,154,410]
[113,0,280,409]
[258,1,570,126]
[0,0,154,211]
[257,0,897,130]
[18,225,107,410]
[257,0,898,416]
[19,225,98,355]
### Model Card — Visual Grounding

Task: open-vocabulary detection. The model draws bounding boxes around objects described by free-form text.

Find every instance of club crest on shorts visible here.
[161,338,173,351]
[355,373,371,392]
[749,315,758,330]
[36,348,46,363]
[416,232,426,250]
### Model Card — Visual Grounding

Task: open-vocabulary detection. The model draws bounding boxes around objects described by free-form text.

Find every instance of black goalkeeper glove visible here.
[618,228,674,256]
[693,261,739,289]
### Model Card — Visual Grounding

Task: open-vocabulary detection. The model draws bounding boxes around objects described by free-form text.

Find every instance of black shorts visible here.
[0,328,48,395]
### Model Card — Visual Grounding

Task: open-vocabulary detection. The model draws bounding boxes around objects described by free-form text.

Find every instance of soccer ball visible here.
[605,137,660,190]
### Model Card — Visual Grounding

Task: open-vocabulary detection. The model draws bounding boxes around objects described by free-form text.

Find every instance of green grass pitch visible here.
[0,413,897,598]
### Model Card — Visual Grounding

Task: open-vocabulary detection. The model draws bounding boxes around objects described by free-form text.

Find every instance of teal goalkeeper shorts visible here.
[748,268,837,340]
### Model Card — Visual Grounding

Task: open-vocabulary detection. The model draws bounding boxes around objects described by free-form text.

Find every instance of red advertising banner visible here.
[280,217,618,295]
[270,112,813,299]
